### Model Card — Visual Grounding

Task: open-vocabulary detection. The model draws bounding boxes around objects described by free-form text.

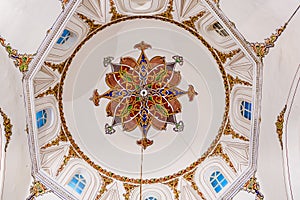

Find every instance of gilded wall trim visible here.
[123,183,138,200]
[214,48,241,64]
[223,120,249,141]
[44,60,68,74]
[182,11,206,30]
[95,175,113,200]
[41,127,68,149]
[243,176,264,200]
[275,105,287,150]
[209,143,237,173]
[163,179,179,200]
[26,180,49,200]
[0,108,13,152]
[109,0,128,21]
[77,13,102,34]
[36,83,60,100]
[155,0,174,19]
[56,146,79,176]
[0,36,35,72]
[251,5,300,58]
[183,169,206,199]
[227,74,252,91]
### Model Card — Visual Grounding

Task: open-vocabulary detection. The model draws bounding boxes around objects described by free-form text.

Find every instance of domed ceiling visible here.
[23,0,262,199]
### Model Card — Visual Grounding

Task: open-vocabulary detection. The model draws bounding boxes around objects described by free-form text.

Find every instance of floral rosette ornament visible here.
[91,41,198,149]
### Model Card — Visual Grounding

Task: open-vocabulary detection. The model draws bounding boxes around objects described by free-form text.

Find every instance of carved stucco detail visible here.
[183,169,206,199]
[275,105,287,150]
[209,143,237,173]
[243,176,264,200]
[0,36,35,72]
[77,13,102,34]
[56,146,80,176]
[26,180,50,200]
[163,179,180,200]
[0,108,13,152]
[123,183,138,200]
[95,175,114,200]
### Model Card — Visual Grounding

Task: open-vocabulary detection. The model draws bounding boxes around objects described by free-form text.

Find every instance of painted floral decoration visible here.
[91,41,197,148]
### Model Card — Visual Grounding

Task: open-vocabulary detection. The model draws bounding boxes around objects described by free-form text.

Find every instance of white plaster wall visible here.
[0,47,32,200]
[0,0,61,53]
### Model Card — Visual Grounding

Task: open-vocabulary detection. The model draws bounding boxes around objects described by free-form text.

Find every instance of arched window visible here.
[145,197,158,200]
[36,109,47,129]
[212,22,229,37]
[210,171,228,193]
[67,174,86,195]
[56,29,71,45]
[240,101,252,120]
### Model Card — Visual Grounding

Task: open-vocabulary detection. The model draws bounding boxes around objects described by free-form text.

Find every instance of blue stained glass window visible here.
[56,29,71,45]
[145,197,157,200]
[210,171,228,193]
[36,110,47,128]
[240,101,252,120]
[68,174,86,195]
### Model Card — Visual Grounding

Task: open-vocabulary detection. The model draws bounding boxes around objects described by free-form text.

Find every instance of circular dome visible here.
[61,18,226,180]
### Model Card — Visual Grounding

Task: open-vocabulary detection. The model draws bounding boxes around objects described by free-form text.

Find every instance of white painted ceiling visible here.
[0,0,299,199]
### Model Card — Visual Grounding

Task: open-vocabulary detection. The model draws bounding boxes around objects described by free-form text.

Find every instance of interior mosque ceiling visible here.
[0,0,299,200]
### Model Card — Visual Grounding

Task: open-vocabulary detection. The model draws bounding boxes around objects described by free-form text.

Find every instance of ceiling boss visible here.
[90,41,198,149]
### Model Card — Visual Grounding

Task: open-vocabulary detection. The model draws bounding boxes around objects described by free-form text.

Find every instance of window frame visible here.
[67,173,87,195]
[209,171,229,193]
[240,100,252,120]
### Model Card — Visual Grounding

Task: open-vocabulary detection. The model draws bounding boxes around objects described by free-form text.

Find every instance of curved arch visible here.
[115,0,168,15]
[282,65,300,200]
[57,158,101,200]
[47,14,89,63]
[195,157,237,199]
[35,96,60,147]
[131,184,173,200]
[195,13,238,52]
[229,85,252,138]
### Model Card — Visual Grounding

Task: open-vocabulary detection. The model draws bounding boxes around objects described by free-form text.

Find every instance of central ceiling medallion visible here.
[91,41,198,149]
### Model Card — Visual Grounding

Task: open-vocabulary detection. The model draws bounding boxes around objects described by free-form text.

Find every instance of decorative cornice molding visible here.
[275,105,287,150]
[243,176,264,200]
[0,36,35,73]
[0,107,13,152]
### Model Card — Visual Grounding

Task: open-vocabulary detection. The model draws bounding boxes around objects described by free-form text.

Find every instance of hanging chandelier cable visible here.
[139,145,144,200]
